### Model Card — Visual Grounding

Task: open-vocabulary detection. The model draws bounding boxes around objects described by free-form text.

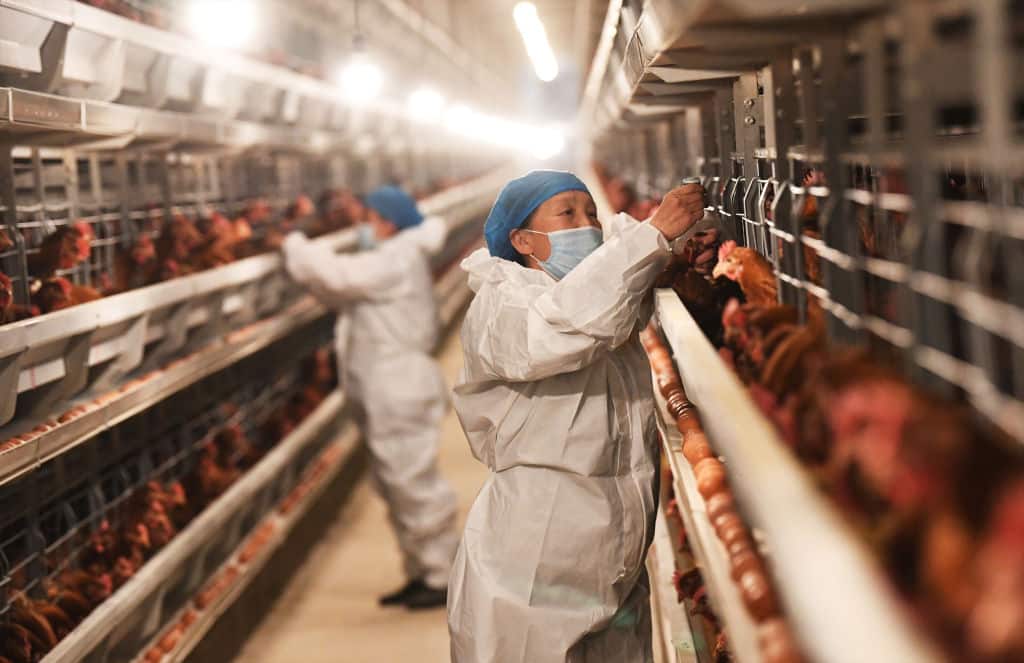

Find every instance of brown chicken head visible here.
[712,240,747,281]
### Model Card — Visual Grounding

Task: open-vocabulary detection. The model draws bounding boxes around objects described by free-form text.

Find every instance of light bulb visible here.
[337,56,384,105]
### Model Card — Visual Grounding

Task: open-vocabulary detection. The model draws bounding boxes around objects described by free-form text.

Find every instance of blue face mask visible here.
[524,226,604,280]
[357,224,377,250]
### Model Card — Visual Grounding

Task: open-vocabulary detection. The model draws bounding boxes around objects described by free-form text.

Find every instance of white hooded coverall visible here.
[448,213,670,662]
[282,217,459,589]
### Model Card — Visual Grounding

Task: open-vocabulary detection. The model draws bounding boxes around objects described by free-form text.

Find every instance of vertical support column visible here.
[975,0,1023,399]
[31,149,46,230]
[734,72,761,251]
[63,150,80,222]
[713,87,738,236]
[114,153,133,244]
[902,1,954,393]
[191,158,205,210]
[796,49,819,151]
[764,50,801,310]
[87,154,103,207]
[156,152,172,222]
[220,155,237,214]
[714,88,736,176]
[695,98,717,187]
[87,153,112,283]
[819,31,863,344]
[791,48,821,320]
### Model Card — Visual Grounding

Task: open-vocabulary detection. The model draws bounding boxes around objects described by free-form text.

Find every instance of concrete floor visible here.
[232,326,487,663]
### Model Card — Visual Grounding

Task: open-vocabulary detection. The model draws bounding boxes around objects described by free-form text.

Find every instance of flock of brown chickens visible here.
[599,171,1024,662]
[0,349,336,663]
[0,188,360,326]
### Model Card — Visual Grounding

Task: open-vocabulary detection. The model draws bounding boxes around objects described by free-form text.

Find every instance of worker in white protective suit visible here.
[281,185,458,610]
[448,171,705,661]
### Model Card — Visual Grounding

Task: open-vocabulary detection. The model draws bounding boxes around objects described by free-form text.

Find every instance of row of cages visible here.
[0,142,489,306]
[0,316,339,662]
[594,0,1024,443]
[0,0,479,138]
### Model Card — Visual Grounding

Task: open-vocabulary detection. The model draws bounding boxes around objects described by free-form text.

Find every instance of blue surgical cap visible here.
[485,170,591,262]
[365,185,424,231]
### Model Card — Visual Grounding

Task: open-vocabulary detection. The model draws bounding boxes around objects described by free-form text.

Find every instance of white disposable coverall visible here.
[448,213,671,663]
[282,218,459,589]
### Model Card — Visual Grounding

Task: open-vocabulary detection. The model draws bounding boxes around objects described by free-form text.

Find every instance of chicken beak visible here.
[712,261,727,280]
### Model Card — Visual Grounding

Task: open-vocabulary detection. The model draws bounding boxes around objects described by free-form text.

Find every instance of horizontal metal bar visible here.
[843,188,913,213]
[862,256,910,283]
[863,314,914,348]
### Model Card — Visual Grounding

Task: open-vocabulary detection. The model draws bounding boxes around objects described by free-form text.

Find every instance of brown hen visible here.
[712,240,778,306]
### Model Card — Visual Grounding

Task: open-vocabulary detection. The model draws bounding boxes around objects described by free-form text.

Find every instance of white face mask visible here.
[522,226,604,280]
[357,224,377,250]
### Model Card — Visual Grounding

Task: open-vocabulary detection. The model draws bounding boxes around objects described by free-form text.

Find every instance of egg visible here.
[739,569,779,620]
[721,525,753,554]
[730,548,763,582]
[648,347,670,367]
[717,517,750,549]
[727,536,755,558]
[693,458,726,498]
[675,410,701,435]
[758,619,803,663]
[705,491,735,524]
[656,374,682,398]
[682,434,713,465]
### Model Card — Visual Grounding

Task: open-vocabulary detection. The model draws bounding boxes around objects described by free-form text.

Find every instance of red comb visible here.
[718,239,737,261]
[74,221,94,239]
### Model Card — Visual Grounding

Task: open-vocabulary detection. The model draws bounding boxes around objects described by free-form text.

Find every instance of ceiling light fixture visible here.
[513,2,559,82]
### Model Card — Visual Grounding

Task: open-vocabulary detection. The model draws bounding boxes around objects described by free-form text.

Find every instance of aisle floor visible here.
[232,325,486,663]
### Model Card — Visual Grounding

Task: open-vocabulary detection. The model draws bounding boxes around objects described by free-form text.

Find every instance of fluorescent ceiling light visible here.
[513,2,559,82]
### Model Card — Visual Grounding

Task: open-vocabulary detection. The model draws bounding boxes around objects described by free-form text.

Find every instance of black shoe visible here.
[404,584,448,611]
[379,579,428,607]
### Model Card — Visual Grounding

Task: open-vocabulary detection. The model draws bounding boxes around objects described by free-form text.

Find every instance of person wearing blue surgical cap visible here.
[448,171,705,662]
[281,185,458,611]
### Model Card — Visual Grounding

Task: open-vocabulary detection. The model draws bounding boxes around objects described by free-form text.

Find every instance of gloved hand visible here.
[650,183,705,241]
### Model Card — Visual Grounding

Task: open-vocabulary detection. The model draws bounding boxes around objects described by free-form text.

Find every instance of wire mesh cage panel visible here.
[0,145,339,305]
[0,316,334,653]
[592,0,1024,443]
